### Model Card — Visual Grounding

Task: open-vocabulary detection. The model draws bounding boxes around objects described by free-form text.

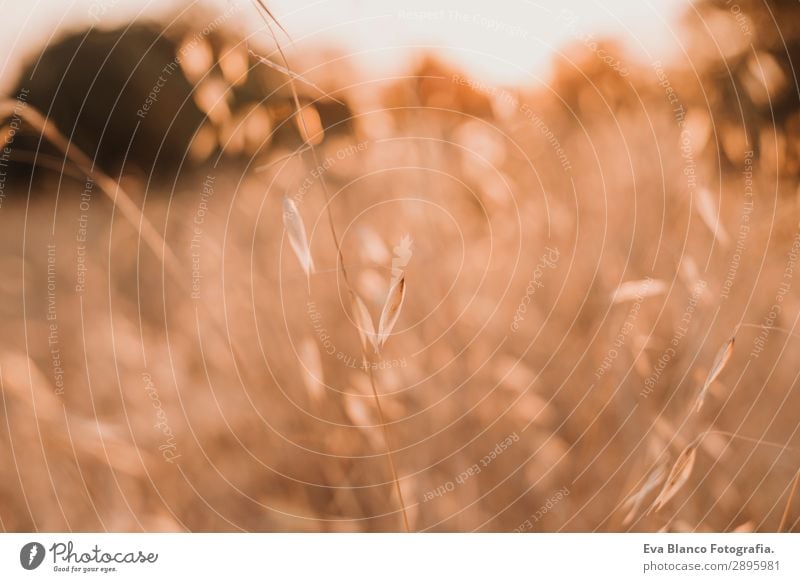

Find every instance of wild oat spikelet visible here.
[282,195,315,287]
[376,276,406,352]
[350,290,377,353]
[622,460,668,525]
[652,445,698,512]
[694,336,735,413]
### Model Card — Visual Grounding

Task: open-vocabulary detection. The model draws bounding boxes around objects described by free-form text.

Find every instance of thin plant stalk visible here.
[0,102,179,273]
[692,429,797,454]
[365,362,410,532]
[251,1,411,531]
[779,470,800,532]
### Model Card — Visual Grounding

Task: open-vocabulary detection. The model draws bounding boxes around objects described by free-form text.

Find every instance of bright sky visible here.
[0,0,688,90]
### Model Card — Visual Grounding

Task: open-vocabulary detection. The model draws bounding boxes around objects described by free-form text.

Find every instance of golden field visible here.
[0,0,799,532]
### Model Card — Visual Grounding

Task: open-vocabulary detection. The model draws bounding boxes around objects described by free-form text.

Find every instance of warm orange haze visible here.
[0,0,799,533]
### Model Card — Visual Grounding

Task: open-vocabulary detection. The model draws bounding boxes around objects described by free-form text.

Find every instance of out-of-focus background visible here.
[1,0,687,90]
[1,0,800,532]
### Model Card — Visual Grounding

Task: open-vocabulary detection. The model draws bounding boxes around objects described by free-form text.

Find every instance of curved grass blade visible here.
[652,445,698,512]
[694,336,735,413]
[282,195,315,287]
[376,276,406,352]
[350,291,377,353]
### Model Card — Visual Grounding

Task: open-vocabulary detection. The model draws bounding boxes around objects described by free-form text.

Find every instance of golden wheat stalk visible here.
[250,1,411,531]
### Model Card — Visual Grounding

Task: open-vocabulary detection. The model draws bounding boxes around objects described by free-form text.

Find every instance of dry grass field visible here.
[0,0,799,532]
